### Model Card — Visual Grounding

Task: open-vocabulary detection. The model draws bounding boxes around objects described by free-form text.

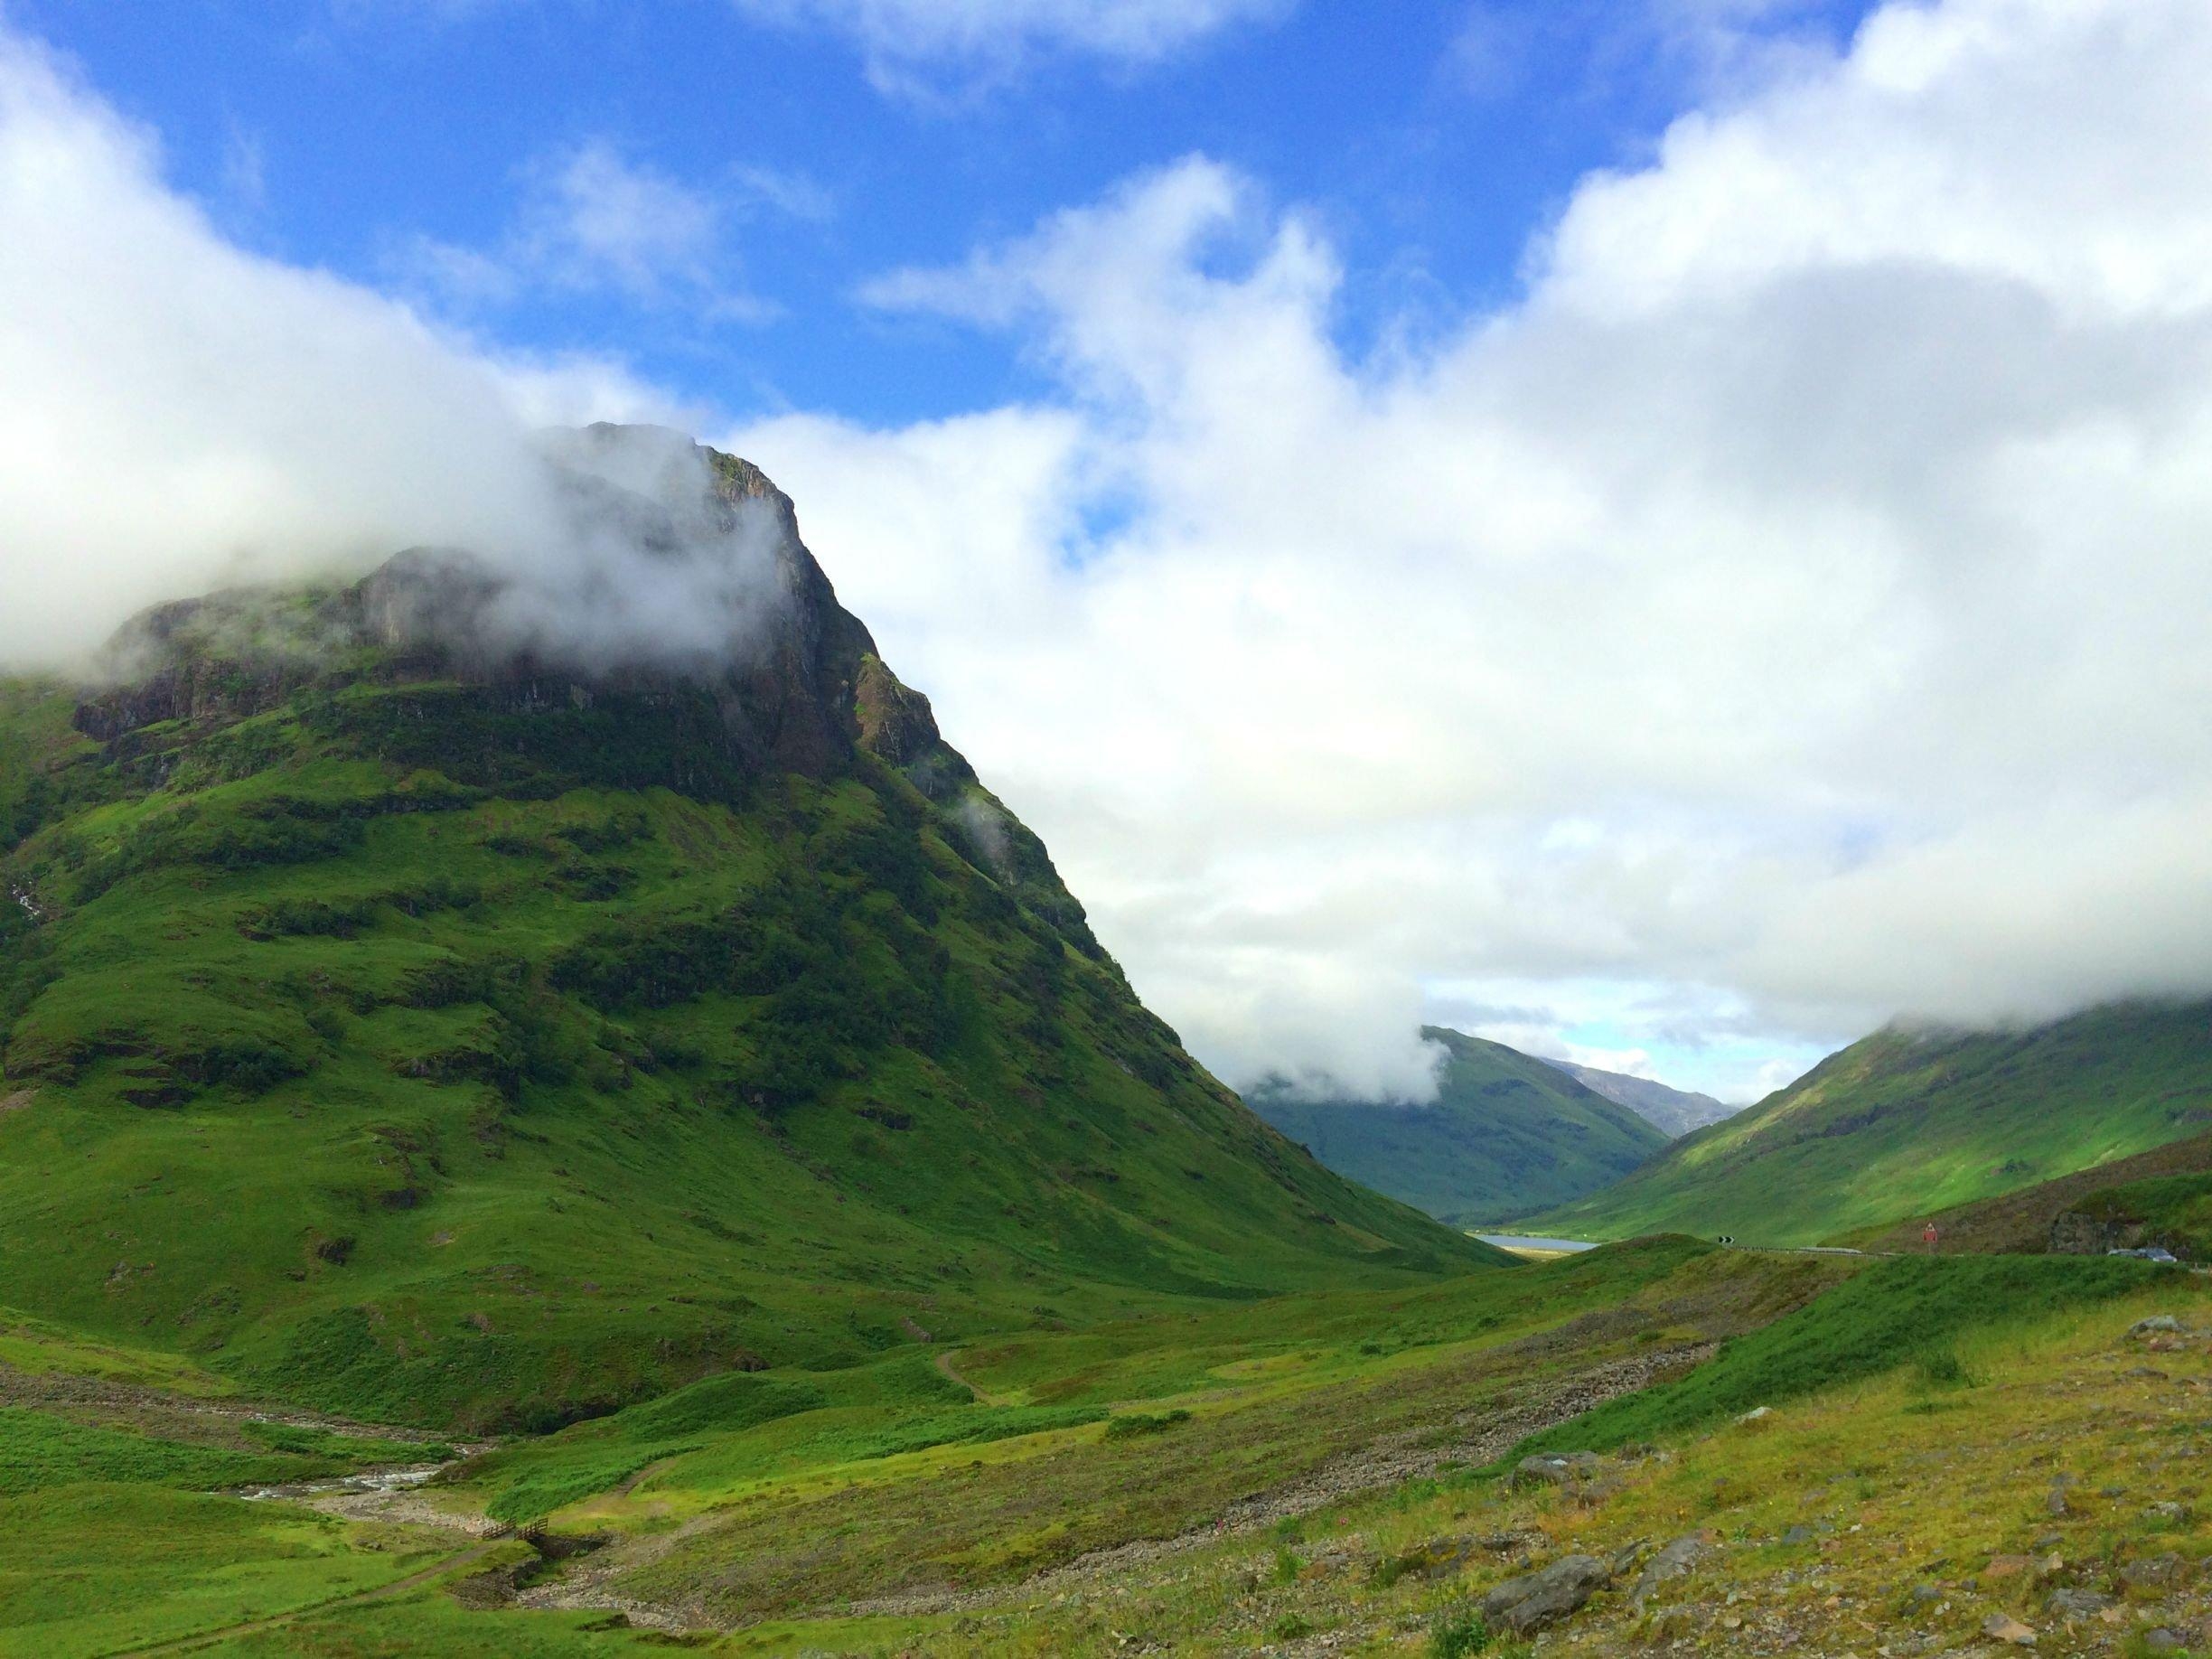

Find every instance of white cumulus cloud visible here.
[729,0,2212,1100]
[0,30,758,671]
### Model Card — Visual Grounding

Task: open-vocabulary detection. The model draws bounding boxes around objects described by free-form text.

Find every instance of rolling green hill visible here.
[1245,1026,1669,1226]
[1532,999,2212,1246]
[0,428,1497,1433]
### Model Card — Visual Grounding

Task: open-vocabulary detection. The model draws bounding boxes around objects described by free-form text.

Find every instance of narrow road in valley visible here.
[933,1347,1008,1407]
[614,1453,682,1499]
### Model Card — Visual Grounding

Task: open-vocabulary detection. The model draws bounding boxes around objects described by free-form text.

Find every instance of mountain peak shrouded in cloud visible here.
[11,1,2212,1106]
[0,26,677,671]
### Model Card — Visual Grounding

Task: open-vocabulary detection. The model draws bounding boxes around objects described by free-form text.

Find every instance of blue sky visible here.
[26,0,1875,426]
[10,0,2207,1108]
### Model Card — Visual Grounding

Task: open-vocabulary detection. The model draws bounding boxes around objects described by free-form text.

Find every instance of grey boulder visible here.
[1481,1553,1611,1636]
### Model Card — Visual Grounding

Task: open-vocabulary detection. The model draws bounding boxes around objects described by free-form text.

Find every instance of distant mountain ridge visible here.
[1246,1026,1669,1226]
[1530,999,2212,1246]
[1539,1059,1739,1139]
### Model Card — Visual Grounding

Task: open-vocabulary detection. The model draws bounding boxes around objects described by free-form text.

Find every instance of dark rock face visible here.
[2048,1587,2114,1617]
[853,654,950,773]
[1630,1534,1710,1608]
[1480,1552,1610,1635]
[1513,1451,1603,1489]
[75,430,920,788]
[2049,1208,2142,1254]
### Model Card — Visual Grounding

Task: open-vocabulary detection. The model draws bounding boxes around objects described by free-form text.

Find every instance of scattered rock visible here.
[2131,1316,2183,1336]
[1609,1538,1651,1578]
[1631,1535,1710,1609]
[1512,1452,1601,1489]
[2145,1631,2189,1654]
[1982,1612,2038,1645]
[1905,1583,1944,1610]
[1480,1553,1610,1636]
[2045,1486,2070,1518]
[1781,1524,1820,1546]
[1739,1405,1774,1424]
[2047,1588,2114,1618]
[2123,1553,2183,1590]
[1982,1554,2034,1582]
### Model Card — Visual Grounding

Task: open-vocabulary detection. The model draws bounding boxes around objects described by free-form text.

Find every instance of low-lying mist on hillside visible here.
[0,33,796,679]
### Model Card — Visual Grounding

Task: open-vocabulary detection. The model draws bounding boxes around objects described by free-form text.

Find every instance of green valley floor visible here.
[4,1239,2207,1655]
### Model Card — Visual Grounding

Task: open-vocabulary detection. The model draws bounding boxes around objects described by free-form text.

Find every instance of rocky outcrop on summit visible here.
[70,427,1111,963]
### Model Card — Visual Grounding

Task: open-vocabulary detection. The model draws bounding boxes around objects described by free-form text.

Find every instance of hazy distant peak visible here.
[1537,1058,1739,1139]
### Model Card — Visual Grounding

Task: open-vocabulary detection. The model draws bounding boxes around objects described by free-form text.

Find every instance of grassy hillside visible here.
[1247,1026,1669,1226]
[0,435,1495,1433]
[1532,1000,2212,1246]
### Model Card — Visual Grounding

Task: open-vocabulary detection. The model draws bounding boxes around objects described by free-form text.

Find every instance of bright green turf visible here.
[0,1482,464,1659]
[1248,1026,1670,1225]
[1531,1000,2212,1245]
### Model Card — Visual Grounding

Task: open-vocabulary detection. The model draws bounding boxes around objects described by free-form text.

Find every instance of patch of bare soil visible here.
[301,1483,510,1536]
[934,1346,1007,1407]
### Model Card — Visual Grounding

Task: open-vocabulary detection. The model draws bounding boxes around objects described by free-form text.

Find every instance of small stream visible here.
[237,1462,448,1503]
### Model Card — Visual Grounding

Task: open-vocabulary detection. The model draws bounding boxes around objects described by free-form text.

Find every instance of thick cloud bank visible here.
[731,0,2212,1098]
[0,31,772,674]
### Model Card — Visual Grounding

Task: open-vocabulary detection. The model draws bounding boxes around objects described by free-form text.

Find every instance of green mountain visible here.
[0,428,1497,1432]
[1245,1026,1669,1227]
[1532,999,2212,1246]
[1541,1058,1739,1138]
